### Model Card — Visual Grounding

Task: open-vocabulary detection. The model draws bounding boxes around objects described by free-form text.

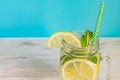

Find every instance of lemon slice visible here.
[62,59,99,80]
[46,32,81,48]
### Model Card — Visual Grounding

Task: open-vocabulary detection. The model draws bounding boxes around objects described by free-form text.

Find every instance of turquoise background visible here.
[0,0,119,37]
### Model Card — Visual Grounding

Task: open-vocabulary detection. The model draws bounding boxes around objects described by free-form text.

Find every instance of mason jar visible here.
[60,31,111,80]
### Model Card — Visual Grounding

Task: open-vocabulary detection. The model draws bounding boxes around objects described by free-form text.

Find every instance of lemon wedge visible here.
[46,32,81,48]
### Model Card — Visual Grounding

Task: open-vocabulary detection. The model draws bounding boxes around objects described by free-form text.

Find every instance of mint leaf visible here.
[81,34,86,47]
[88,54,97,64]
[86,30,93,46]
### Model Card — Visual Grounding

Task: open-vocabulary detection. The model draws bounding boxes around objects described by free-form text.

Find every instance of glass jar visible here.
[60,31,111,80]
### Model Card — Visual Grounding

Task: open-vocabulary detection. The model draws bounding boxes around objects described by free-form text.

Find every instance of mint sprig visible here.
[80,30,93,47]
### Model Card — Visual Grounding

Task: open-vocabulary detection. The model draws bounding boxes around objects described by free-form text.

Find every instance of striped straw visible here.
[92,2,105,45]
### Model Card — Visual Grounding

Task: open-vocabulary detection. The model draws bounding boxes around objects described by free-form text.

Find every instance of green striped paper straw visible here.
[92,2,105,45]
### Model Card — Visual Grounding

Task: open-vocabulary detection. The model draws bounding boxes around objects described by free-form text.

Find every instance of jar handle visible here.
[102,55,111,80]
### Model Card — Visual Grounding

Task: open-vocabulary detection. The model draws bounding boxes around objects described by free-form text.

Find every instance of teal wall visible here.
[0,0,119,37]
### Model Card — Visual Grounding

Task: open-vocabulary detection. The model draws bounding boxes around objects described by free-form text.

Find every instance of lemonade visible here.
[60,45,100,80]
[59,31,101,80]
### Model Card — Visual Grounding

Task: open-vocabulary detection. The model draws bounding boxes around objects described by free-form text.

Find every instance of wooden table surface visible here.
[0,38,119,80]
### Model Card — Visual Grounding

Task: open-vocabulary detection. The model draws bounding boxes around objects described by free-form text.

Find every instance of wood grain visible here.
[0,38,119,80]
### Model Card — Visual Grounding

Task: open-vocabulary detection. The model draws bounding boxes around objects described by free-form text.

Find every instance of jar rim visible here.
[62,39,99,50]
[62,30,99,56]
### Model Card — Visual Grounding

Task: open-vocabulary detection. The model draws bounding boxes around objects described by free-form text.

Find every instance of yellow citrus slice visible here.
[46,32,81,48]
[62,59,99,80]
